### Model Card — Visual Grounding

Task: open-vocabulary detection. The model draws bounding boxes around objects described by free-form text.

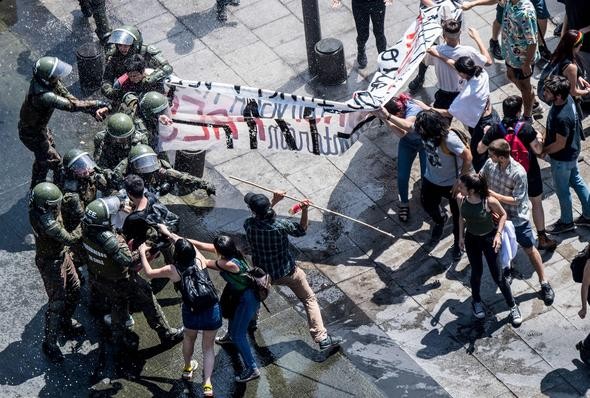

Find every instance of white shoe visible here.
[103,313,135,328]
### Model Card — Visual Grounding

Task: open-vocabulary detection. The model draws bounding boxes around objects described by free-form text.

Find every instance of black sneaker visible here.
[509,305,523,328]
[539,45,552,61]
[215,332,233,345]
[575,215,590,227]
[431,214,448,243]
[318,334,343,351]
[160,327,184,345]
[547,220,575,234]
[235,367,260,383]
[217,6,228,22]
[357,49,368,69]
[408,74,425,92]
[489,39,504,61]
[503,267,513,285]
[540,282,555,306]
[42,341,64,363]
[452,245,463,262]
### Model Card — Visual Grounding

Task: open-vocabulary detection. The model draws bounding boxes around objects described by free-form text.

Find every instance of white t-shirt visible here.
[424,44,487,92]
[448,69,490,128]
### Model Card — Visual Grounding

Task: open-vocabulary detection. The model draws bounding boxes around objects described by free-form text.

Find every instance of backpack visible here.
[497,121,530,171]
[440,128,470,155]
[179,261,219,312]
[246,266,271,303]
[537,61,562,105]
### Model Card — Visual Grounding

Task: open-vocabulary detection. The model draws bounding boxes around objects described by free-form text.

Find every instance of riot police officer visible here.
[19,56,107,188]
[29,182,83,362]
[77,0,111,44]
[114,144,216,197]
[102,26,173,101]
[81,197,183,348]
[94,112,148,170]
[122,91,173,153]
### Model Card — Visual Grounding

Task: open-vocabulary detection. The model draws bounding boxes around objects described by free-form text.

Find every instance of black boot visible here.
[158,327,184,345]
[217,3,228,22]
[357,47,368,69]
[42,340,64,363]
[408,62,428,92]
[63,318,86,337]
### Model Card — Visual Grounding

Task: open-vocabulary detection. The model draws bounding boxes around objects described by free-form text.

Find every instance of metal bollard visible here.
[175,150,206,178]
[314,38,347,85]
[76,42,103,90]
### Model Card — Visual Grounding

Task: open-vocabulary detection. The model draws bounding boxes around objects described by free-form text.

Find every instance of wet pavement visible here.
[2,0,590,397]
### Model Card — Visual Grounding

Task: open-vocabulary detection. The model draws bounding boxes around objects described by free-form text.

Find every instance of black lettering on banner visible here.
[304,106,320,155]
[258,89,263,98]
[225,126,234,149]
[234,85,241,94]
[229,96,246,114]
[380,48,399,63]
[205,82,212,90]
[276,119,297,150]
[275,103,289,119]
[244,99,260,149]
[269,92,279,99]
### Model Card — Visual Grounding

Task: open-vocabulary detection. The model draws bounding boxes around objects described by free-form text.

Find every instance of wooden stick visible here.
[229,175,396,240]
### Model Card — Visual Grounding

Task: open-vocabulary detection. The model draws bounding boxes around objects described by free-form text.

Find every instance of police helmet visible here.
[33,56,72,85]
[83,197,121,227]
[139,91,169,117]
[63,148,97,178]
[106,113,135,143]
[108,25,143,51]
[30,182,63,210]
[128,144,159,174]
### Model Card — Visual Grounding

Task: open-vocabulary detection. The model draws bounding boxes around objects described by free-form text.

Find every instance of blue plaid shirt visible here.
[244,217,306,280]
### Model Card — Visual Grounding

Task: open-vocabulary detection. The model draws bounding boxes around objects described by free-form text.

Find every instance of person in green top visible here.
[457,173,522,327]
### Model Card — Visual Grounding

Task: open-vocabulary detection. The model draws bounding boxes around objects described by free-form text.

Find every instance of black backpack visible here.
[179,261,219,312]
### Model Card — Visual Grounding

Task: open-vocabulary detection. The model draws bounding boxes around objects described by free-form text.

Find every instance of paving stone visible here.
[232,0,291,30]
[111,0,166,26]
[172,46,245,84]
[153,30,205,61]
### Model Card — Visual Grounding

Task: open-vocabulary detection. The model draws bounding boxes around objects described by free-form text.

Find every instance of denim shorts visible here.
[496,0,549,24]
[182,302,222,331]
[514,221,536,249]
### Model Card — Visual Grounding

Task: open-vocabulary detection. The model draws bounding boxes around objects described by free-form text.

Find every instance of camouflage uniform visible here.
[93,130,148,171]
[77,0,111,44]
[19,58,104,188]
[29,204,81,359]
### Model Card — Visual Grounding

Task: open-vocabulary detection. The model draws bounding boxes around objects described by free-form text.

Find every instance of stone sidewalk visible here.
[16,0,590,396]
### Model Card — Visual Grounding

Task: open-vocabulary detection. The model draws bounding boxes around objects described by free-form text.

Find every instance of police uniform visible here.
[78,0,111,44]
[93,130,149,170]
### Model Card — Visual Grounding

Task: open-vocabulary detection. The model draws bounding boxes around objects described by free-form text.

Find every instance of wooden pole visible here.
[229,175,396,240]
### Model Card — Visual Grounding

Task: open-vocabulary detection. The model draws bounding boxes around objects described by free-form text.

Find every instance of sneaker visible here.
[539,45,552,61]
[431,214,448,243]
[489,39,504,61]
[503,267,513,285]
[537,234,557,251]
[160,327,184,345]
[103,313,135,328]
[182,359,198,380]
[509,305,523,328]
[235,367,261,383]
[63,318,85,337]
[532,101,544,119]
[217,6,228,22]
[472,301,485,319]
[408,74,425,92]
[452,244,463,261]
[215,332,233,345]
[540,282,555,306]
[357,49,368,69]
[42,341,64,363]
[318,334,343,351]
[547,220,575,234]
[575,215,590,227]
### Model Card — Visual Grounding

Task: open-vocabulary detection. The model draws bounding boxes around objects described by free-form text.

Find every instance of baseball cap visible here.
[244,192,271,216]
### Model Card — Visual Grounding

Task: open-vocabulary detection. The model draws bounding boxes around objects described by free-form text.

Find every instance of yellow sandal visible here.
[203,383,214,397]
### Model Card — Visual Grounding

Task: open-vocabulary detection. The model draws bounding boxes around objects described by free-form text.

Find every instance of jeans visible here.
[273,266,327,342]
[352,0,387,52]
[549,158,590,224]
[397,133,426,204]
[421,177,460,241]
[465,231,515,307]
[228,288,260,370]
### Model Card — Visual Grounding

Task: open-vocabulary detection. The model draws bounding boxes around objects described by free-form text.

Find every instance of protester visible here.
[561,0,590,71]
[417,54,496,171]
[550,30,590,107]
[414,110,473,260]
[480,139,555,305]
[542,75,590,233]
[501,0,542,120]
[457,173,522,326]
[478,95,557,251]
[243,191,343,350]
[138,237,220,396]
[373,93,425,222]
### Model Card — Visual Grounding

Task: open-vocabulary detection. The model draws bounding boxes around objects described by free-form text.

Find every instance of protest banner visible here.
[161,0,461,156]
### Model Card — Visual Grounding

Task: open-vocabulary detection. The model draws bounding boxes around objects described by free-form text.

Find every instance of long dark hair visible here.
[455,56,483,79]
[551,30,583,64]
[213,235,245,261]
[460,173,489,198]
[384,93,412,117]
[414,109,450,146]
[173,238,196,272]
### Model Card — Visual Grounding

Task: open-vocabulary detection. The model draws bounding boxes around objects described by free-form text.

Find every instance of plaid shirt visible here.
[244,217,306,280]
[480,157,530,226]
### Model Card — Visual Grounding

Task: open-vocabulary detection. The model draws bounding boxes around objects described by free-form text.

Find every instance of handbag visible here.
[219,284,240,319]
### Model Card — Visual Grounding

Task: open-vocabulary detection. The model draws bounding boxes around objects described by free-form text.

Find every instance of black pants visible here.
[421,177,460,242]
[469,109,500,173]
[465,230,515,307]
[352,0,387,52]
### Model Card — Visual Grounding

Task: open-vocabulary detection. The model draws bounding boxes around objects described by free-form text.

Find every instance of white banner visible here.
[161,0,461,156]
